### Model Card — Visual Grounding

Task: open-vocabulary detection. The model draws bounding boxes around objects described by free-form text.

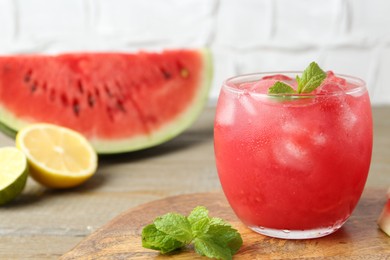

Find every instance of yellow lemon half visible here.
[16,123,98,189]
[0,147,28,205]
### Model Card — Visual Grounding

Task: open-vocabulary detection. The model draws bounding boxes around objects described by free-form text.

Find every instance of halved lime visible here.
[0,147,28,205]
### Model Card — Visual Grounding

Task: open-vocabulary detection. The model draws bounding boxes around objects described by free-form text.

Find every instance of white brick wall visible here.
[0,0,389,105]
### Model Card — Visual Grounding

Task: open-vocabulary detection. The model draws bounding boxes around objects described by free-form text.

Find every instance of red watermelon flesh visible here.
[0,49,212,154]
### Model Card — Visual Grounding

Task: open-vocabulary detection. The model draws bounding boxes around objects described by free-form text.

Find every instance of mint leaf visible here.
[141,224,185,253]
[267,62,326,95]
[268,81,296,94]
[208,218,243,255]
[188,206,210,236]
[194,235,233,260]
[194,218,243,260]
[153,213,193,244]
[296,62,326,93]
[141,206,243,259]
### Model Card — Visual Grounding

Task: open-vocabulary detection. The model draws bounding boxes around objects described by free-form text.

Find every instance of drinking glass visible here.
[214,72,373,239]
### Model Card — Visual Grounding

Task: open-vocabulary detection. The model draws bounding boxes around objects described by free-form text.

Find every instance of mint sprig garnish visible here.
[141,206,243,260]
[268,62,326,94]
[268,81,296,94]
[296,62,327,93]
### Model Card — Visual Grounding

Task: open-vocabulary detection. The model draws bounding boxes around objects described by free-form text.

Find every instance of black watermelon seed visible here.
[77,80,84,94]
[24,70,32,83]
[104,85,113,97]
[95,88,100,98]
[30,82,37,93]
[73,100,80,116]
[87,93,95,107]
[60,93,68,106]
[160,68,171,79]
[116,100,126,113]
[106,107,114,122]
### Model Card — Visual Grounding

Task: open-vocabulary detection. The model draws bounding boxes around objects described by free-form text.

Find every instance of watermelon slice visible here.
[0,49,212,154]
[378,188,390,237]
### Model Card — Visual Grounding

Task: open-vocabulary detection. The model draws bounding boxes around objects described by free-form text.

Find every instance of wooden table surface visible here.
[0,106,389,259]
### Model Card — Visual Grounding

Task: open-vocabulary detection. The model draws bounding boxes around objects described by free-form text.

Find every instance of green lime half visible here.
[0,147,28,205]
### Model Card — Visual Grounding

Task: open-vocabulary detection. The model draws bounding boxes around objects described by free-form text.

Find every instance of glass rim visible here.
[222,71,367,97]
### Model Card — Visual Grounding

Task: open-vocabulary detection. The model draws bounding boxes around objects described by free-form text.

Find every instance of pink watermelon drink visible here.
[214,63,373,239]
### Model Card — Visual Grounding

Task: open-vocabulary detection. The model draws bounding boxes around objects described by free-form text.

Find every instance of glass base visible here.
[249,222,345,239]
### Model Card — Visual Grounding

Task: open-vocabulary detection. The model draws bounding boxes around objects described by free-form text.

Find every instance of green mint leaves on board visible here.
[268,62,326,95]
[141,206,243,260]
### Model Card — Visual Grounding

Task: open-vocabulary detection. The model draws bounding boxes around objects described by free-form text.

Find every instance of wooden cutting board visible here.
[62,189,390,259]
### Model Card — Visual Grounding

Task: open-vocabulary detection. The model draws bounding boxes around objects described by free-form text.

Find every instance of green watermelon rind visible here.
[0,121,16,139]
[0,49,213,154]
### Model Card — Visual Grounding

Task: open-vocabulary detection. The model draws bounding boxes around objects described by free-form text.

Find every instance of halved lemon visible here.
[16,123,98,189]
[0,147,28,205]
